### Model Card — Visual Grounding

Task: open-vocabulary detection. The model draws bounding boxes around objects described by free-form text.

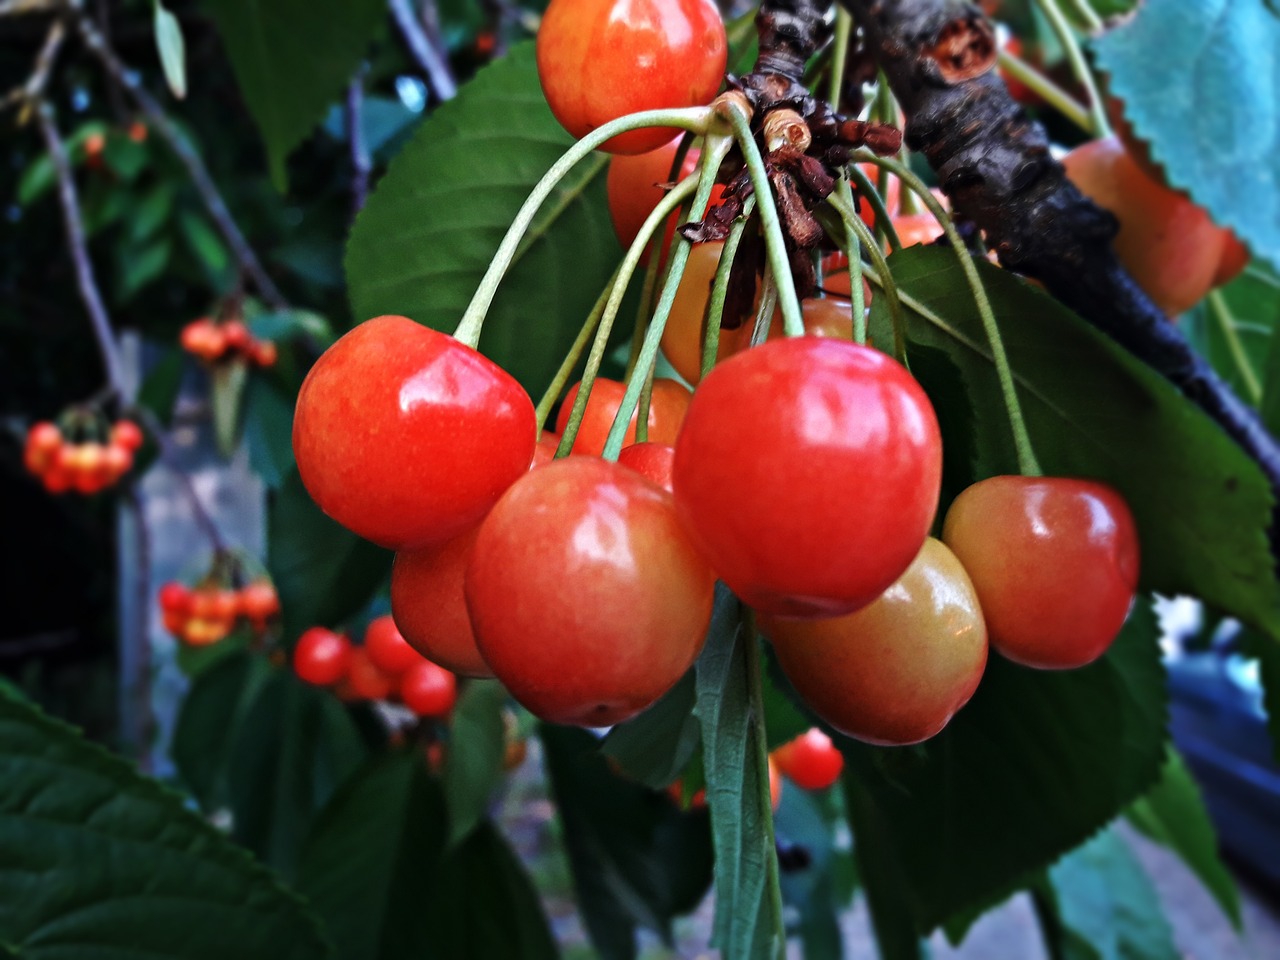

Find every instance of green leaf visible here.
[247,306,335,347]
[179,210,231,283]
[842,603,1167,935]
[540,725,714,960]
[694,587,784,960]
[602,669,700,789]
[1042,828,1179,960]
[153,0,188,99]
[442,679,507,847]
[296,752,448,960]
[345,42,623,395]
[137,345,185,425]
[203,0,385,189]
[876,247,1280,640]
[268,468,391,641]
[129,182,176,242]
[1125,748,1242,928]
[244,376,296,490]
[116,237,172,300]
[1093,0,1280,268]
[210,358,248,457]
[0,683,333,958]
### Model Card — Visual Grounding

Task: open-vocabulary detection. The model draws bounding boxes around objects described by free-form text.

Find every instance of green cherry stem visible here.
[555,170,704,459]
[720,103,805,338]
[1031,0,1109,137]
[1065,0,1105,33]
[834,178,867,345]
[824,192,904,362]
[995,47,1091,133]
[845,164,902,252]
[751,269,779,347]
[828,8,853,105]
[452,106,712,350]
[701,196,756,380]
[533,264,622,433]
[599,130,735,460]
[1208,290,1262,406]
[857,151,1042,477]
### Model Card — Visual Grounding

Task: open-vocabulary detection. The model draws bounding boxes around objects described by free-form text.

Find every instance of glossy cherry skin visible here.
[465,457,715,727]
[399,659,458,717]
[536,0,727,155]
[1213,231,1249,287]
[673,337,942,618]
[362,614,423,675]
[771,728,844,791]
[1063,137,1229,316]
[341,647,395,701]
[617,441,675,492]
[391,527,495,678]
[294,627,353,687]
[942,475,1140,670]
[764,538,988,745]
[554,377,691,456]
[293,316,536,550]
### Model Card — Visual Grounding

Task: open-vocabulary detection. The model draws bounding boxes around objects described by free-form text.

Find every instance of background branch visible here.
[390,0,456,102]
[346,72,371,220]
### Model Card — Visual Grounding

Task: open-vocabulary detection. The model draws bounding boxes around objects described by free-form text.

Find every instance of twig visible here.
[121,485,156,770]
[389,0,456,102]
[130,405,229,554]
[74,12,287,309]
[346,72,371,220]
[0,0,59,16]
[2,17,65,115]
[36,100,125,399]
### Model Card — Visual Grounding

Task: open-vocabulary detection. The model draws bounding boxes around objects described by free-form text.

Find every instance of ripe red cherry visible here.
[617,442,674,492]
[391,528,494,678]
[771,728,844,791]
[110,420,143,451]
[342,647,395,701]
[293,627,353,686]
[399,660,458,718]
[763,538,988,745]
[554,377,691,456]
[293,316,536,550]
[238,580,280,623]
[1213,231,1249,287]
[363,614,424,675]
[158,582,192,616]
[673,337,942,618]
[942,475,1140,670]
[465,457,715,727]
[536,0,727,155]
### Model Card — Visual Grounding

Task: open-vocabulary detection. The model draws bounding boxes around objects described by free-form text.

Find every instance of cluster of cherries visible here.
[159,578,280,646]
[670,727,845,811]
[180,317,278,368]
[292,615,458,719]
[24,418,143,494]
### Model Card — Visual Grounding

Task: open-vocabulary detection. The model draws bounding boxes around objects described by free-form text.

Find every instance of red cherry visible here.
[771,728,844,791]
[238,580,280,623]
[673,337,942,618]
[343,647,395,701]
[101,443,131,484]
[532,430,561,469]
[250,340,278,368]
[465,457,715,727]
[892,212,945,248]
[617,442,675,492]
[158,582,192,616]
[294,627,353,686]
[764,538,988,745]
[292,316,537,550]
[221,320,251,353]
[942,475,1140,670]
[554,377,691,457]
[536,0,727,156]
[1213,230,1249,287]
[71,443,108,494]
[391,527,494,678]
[399,659,458,717]
[109,420,144,452]
[24,422,62,476]
[363,614,423,675]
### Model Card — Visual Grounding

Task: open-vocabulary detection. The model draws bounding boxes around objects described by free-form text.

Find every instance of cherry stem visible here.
[995,47,1091,134]
[828,8,853,105]
[845,164,902,252]
[532,265,622,433]
[751,270,779,347]
[453,106,713,350]
[598,132,735,460]
[824,192,904,363]
[861,151,1042,476]
[556,169,706,459]
[1031,0,1109,136]
[1065,0,1105,33]
[1208,290,1262,407]
[701,196,757,380]
[625,252,663,378]
[720,104,805,338]
[742,612,786,951]
[834,179,867,345]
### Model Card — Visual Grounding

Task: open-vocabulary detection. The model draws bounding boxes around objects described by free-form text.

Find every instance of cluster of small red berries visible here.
[293,615,458,719]
[668,727,843,811]
[181,317,278,368]
[159,579,280,646]
[24,419,143,494]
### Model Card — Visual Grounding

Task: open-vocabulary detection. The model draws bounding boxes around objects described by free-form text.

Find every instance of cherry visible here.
[669,757,781,810]
[391,527,494,678]
[159,582,192,616]
[942,475,1139,670]
[617,441,675,492]
[532,430,561,469]
[23,422,62,476]
[341,647,395,701]
[536,0,727,155]
[892,212,945,248]
[249,339,278,368]
[554,377,691,456]
[764,538,988,745]
[293,316,537,550]
[465,457,714,727]
[71,444,108,494]
[771,728,844,791]
[294,627,353,686]
[673,337,942,618]
[1213,231,1249,287]
[363,614,424,675]
[238,580,280,624]
[399,659,458,717]
[182,618,230,647]
[221,320,251,353]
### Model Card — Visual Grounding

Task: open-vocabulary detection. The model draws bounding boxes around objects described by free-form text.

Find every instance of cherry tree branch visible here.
[389,0,456,102]
[346,72,371,220]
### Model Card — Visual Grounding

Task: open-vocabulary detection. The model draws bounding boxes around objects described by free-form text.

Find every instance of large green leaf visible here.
[203,0,385,189]
[602,669,700,789]
[0,684,333,958]
[244,376,296,490]
[842,603,1167,935]
[876,247,1280,640]
[540,725,714,960]
[345,42,624,394]
[268,468,391,641]
[694,587,784,960]
[442,679,507,847]
[1125,749,1242,929]
[1093,0,1280,268]
[296,752,448,960]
